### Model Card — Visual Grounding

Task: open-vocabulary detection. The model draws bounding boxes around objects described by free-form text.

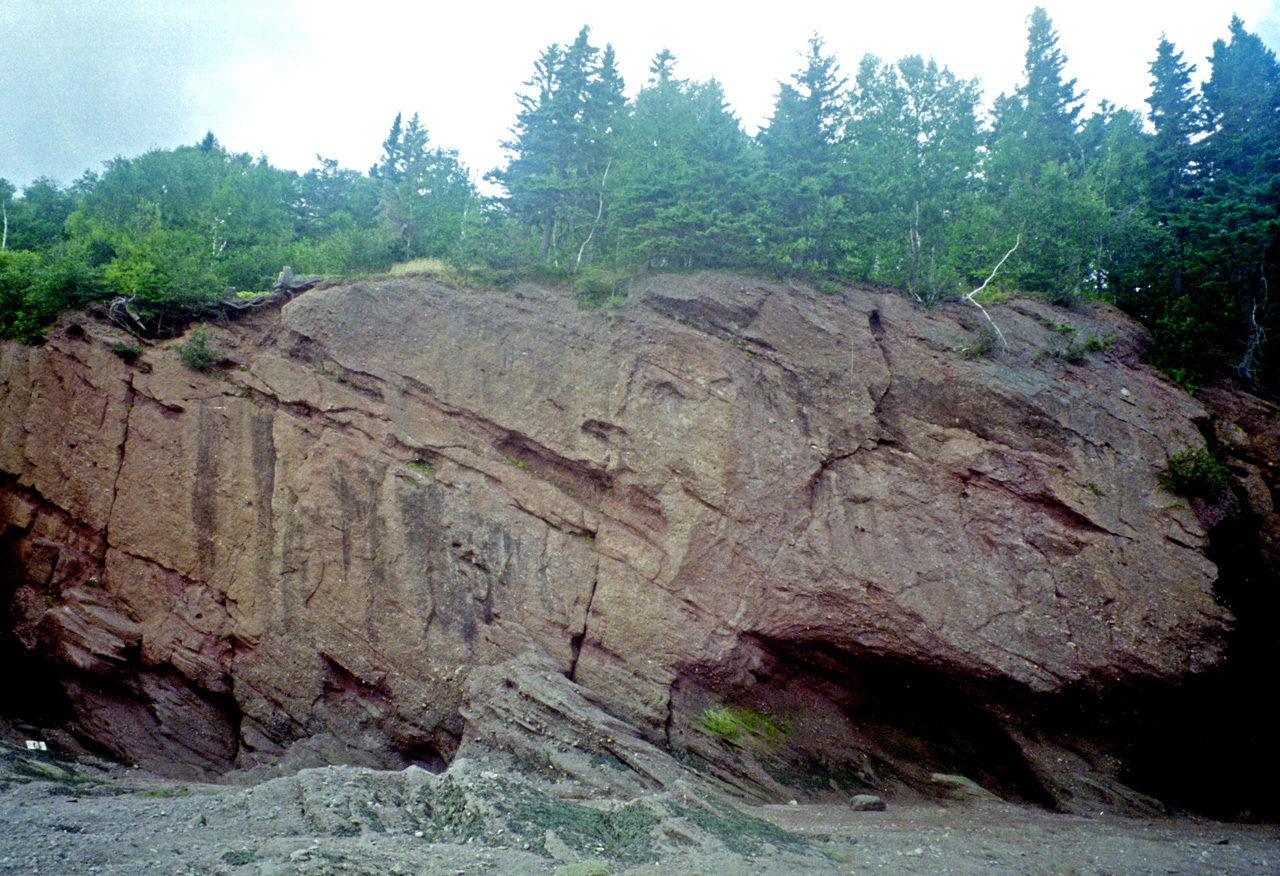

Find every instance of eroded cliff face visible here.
[1,274,1272,811]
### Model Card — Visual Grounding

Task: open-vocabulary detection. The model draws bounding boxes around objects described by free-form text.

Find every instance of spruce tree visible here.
[1145,36,1203,213]
[1018,6,1085,167]
[611,52,761,269]
[757,34,851,273]
[1199,16,1280,383]
[489,27,626,267]
[985,7,1098,296]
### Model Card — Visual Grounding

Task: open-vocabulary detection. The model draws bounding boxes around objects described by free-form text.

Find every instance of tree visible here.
[1145,36,1204,215]
[846,53,984,297]
[610,52,762,269]
[1197,16,1280,383]
[1201,17,1280,193]
[488,26,626,268]
[2,178,74,253]
[371,113,405,180]
[1077,102,1154,299]
[0,179,13,251]
[756,34,852,273]
[372,113,477,262]
[62,140,298,323]
[986,7,1098,296]
[758,34,846,173]
[296,156,380,234]
[1114,18,1280,388]
[1020,6,1085,165]
[989,7,1086,186]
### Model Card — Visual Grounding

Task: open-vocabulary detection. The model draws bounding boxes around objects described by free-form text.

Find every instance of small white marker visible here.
[25,740,47,751]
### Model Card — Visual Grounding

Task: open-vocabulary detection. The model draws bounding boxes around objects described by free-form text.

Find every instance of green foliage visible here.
[175,327,219,371]
[0,246,103,342]
[697,705,789,746]
[108,341,141,363]
[487,27,627,268]
[1159,446,1229,496]
[959,324,999,359]
[611,59,763,271]
[372,112,479,263]
[1047,330,1112,364]
[3,14,1277,392]
[573,267,621,306]
[844,52,984,297]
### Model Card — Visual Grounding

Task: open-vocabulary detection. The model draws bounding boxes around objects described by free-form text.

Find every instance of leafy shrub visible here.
[1158,446,1228,496]
[959,324,998,358]
[1,247,105,343]
[574,268,621,307]
[176,327,219,370]
[108,341,141,363]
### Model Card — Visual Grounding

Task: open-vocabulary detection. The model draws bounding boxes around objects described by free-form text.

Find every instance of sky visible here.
[3,0,1278,191]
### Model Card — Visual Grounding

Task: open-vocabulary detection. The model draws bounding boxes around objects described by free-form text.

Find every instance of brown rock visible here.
[0,276,1249,805]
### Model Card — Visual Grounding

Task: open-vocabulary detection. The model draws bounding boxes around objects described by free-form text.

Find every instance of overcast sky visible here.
[3,0,1278,191]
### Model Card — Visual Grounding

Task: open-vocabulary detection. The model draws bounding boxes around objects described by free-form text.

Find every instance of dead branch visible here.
[575,158,612,274]
[963,234,1020,351]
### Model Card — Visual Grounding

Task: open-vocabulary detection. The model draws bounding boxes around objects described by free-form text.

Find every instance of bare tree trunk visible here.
[2,202,7,252]
[539,214,554,263]
[963,234,1020,352]
[1236,271,1269,383]
[574,159,611,274]
[907,201,922,303]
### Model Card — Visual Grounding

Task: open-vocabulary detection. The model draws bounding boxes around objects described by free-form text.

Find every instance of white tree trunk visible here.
[963,234,1020,351]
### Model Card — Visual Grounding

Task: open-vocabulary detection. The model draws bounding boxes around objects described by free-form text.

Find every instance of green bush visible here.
[574,268,621,307]
[959,324,998,358]
[1158,446,1228,496]
[176,327,219,370]
[108,341,142,363]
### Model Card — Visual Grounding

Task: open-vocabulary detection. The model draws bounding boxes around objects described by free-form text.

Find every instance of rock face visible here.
[1,273,1269,810]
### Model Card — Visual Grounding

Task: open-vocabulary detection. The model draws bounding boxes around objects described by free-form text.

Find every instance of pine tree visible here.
[1145,36,1203,213]
[1198,16,1280,383]
[985,7,1098,296]
[610,52,761,269]
[372,113,405,180]
[1201,16,1280,194]
[758,34,846,173]
[488,27,626,267]
[1017,6,1085,167]
[373,113,476,261]
[757,34,851,272]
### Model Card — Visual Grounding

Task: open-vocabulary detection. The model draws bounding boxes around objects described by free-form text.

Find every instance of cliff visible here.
[2,273,1275,815]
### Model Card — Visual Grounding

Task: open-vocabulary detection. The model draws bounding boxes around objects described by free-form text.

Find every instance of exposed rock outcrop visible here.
[1,273,1272,813]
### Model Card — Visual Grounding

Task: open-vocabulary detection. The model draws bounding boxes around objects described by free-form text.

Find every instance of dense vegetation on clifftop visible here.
[2,8,1278,388]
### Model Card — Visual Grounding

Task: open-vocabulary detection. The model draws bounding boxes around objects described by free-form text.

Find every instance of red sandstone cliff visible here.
[2,274,1275,813]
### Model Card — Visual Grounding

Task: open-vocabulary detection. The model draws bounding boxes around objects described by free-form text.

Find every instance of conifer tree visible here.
[1145,37,1203,214]
[757,34,851,272]
[488,26,626,267]
[986,7,1097,296]
[1198,16,1280,383]
[611,52,761,269]
[373,113,476,262]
